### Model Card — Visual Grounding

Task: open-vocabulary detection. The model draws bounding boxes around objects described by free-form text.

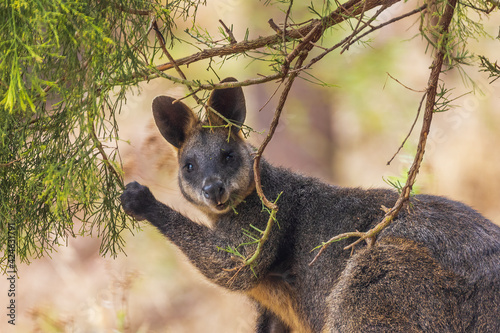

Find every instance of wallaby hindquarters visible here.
[121,78,500,332]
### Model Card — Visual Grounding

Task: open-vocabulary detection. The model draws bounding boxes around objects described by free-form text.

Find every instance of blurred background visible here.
[2,0,499,332]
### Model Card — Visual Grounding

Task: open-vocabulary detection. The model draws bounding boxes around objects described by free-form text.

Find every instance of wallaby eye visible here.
[224,151,234,161]
[184,163,194,172]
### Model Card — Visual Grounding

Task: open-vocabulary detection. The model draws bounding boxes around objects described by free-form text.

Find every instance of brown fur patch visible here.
[247,279,312,333]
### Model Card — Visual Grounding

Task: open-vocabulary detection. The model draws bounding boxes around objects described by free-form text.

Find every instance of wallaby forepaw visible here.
[121,181,156,221]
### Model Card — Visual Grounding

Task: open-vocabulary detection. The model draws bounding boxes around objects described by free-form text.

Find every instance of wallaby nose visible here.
[202,181,225,203]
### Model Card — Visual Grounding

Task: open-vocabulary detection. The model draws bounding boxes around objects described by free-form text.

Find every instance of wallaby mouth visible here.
[211,196,231,212]
[205,198,231,214]
[216,202,229,211]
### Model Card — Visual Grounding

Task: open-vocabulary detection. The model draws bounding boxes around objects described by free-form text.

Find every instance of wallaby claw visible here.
[120,181,155,221]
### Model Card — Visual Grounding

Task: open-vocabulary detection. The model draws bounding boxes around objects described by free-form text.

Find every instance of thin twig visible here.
[152,20,203,105]
[384,72,427,93]
[245,5,327,267]
[283,0,294,57]
[268,19,282,34]
[243,209,278,266]
[281,21,323,78]
[151,70,283,91]
[341,0,369,54]
[346,4,429,50]
[387,92,426,165]
[219,20,237,44]
[309,231,365,265]
[172,88,203,104]
[254,35,320,210]
[0,158,22,167]
[257,81,285,114]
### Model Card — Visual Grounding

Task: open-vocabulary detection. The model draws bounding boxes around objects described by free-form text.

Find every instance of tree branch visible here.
[282,0,294,57]
[150,0,401,75]
[116,4,151,16]
[151,70,283,91]
[310,0,458,264]
[244,52,308,267]
[219,20,237,44]
[246,15,325,267]
[142,0,408,90]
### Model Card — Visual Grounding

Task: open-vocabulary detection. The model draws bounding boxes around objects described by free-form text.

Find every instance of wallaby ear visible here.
[152,96,198,148]
[207,77,246,130]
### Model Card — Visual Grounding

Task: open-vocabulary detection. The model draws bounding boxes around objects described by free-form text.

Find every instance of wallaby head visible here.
[152,77,255,216]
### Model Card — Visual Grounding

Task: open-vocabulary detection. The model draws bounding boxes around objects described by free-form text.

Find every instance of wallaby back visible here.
[121,78,500,332]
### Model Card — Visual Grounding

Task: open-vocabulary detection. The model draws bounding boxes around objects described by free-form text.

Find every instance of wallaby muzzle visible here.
[202,177,229,209]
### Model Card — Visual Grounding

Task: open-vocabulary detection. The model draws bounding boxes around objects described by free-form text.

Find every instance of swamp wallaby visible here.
[121,78,500,332]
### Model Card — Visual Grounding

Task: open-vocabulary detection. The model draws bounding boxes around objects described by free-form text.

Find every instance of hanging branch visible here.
[244,51,311,268]
[137,0,419,94]
[310,0,459,265]
[245,15,324,268]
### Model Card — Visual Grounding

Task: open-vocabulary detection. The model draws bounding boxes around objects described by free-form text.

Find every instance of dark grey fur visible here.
[121,78,500,332]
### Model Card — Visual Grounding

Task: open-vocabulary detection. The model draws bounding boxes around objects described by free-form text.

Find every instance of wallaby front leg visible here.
[121,181,259,290]
[256,306,292,333]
